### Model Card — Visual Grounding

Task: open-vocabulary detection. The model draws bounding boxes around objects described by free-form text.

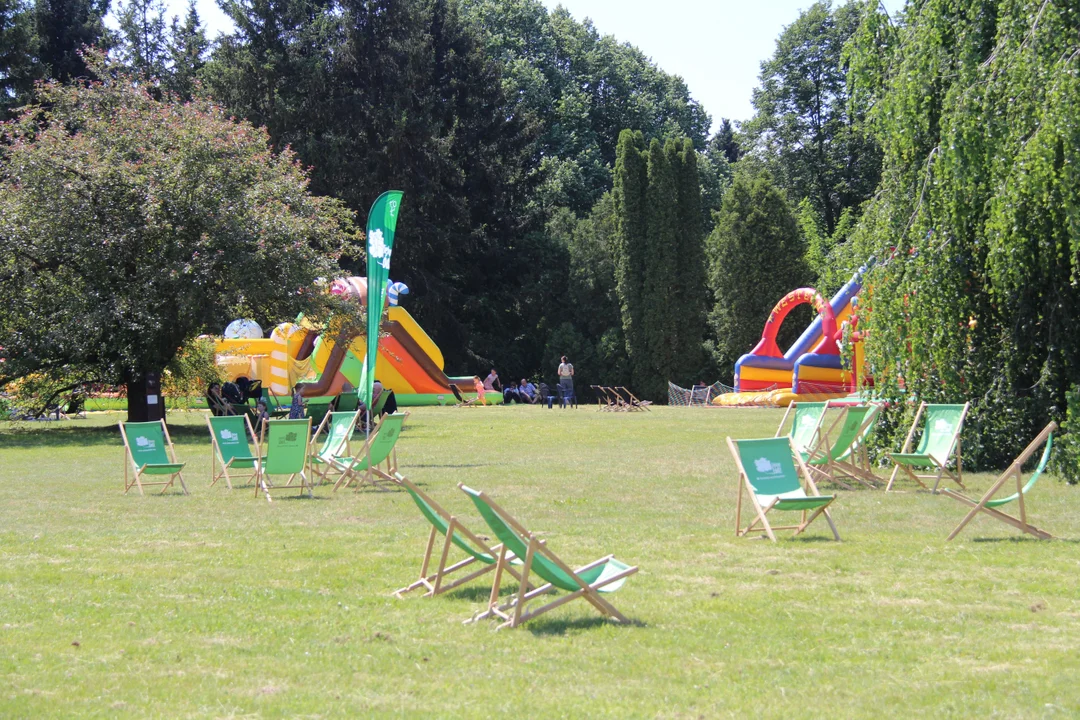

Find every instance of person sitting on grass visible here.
[519,378,537,404]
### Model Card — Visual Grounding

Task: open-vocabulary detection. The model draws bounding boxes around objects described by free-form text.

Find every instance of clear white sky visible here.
[139,0,904,135]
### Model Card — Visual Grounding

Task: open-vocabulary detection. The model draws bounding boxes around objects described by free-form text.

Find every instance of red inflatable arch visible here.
[749,288,838,358]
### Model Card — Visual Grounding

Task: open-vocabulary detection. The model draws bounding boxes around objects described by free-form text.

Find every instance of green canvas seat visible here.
[393,476,529,599]
[309,410,360,485]
[255,418,313,502]
[943,422,1057,540]
[887,402,970,492]
[775,401,828,460]
[459,483,638,630]
[727,436,840,542]
[207,414,262,489]
[332,412,408,492]
[335,391,359,413]
[119,420,188,495]
[806,404,881,489]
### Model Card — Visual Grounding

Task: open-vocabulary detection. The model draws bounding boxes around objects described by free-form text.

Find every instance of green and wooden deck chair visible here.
[805,404,882,489]
[207,414,262,489]
[727,436,840,542]
[393,476,530,599]
[886,402,970,492]
[119,420,188,496]
[332,412,409,492]
[309,410,360,485]
[335,390,359,412]
[255,418,313,502]
[943,422,1057,541]
[775,401,828,461]
[458,483,638,630]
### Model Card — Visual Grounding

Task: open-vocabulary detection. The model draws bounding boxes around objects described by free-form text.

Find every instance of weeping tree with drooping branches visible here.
[840,0,1080,468]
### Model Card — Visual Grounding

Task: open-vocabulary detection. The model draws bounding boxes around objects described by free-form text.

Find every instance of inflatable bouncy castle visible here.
[714,260,874,407]
[213,277,489,406]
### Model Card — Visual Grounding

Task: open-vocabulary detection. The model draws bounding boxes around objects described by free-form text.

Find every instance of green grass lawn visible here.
[2,406,1078,718]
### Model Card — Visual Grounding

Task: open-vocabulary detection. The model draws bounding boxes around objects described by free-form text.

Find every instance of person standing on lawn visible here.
[557,356,574,397]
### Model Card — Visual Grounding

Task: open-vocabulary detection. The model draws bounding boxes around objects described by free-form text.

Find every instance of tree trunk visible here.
[126,370,166,423]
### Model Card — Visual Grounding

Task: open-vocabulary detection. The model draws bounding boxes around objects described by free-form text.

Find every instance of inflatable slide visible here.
[714,260,873,407]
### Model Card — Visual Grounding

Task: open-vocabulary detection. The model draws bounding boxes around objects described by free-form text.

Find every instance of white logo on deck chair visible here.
[798,415,817,429]
[933,419,952,433]
[219,430,239,442]
[754,457,783,476]
[134,436,156,450]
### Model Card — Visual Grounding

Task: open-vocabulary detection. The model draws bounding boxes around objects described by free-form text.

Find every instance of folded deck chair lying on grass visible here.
[207,414,262,489]
[943,422,1057,541]
[727,436,840,542]
[616,386,651,410]
[309,410,360,485]
[119,420,188,496]
[459,483,638,629]
[886,402,970,492]
[255,418,313,502]
[393,476,530,598]
[332,412,408,492]
[806,404,881,489]
[775,401,827,461]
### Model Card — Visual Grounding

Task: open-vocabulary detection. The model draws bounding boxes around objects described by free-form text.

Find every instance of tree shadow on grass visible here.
[0,421,209,449]
[1,423,123,448]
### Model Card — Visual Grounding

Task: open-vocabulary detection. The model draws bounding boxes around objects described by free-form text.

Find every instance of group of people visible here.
[470,356,575,406]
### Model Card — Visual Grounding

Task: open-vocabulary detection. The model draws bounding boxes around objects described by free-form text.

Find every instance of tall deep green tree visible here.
[611,131,709,399]
[712,118,741,164]
[33,0,111,83]
[460,0,711,217]
[0,0,35,117]
[611,130,650,392]
[745,0,880,236]
[844,0,1080,467]
[164,0,207,98]
[640,137,679,399]
[672,137,709,381]
[706,168,809,376]
[203,0,542,375]
[116,0,167,78]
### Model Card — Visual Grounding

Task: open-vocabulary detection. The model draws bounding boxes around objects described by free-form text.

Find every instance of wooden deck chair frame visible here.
[207,413,262,489]
[886,402,970,492]
[333,411,410,492]
[727,436,840,542]
[805,404,882,490]
[590,385,618,411]
[943,422,1057,541]
[119,419,189,496]
[308,410,361,486]
[459,484,638,630]
[255,417,313,502]
[392,476,531,598]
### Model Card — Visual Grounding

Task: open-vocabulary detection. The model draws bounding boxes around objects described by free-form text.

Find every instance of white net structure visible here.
[667,381,734,407]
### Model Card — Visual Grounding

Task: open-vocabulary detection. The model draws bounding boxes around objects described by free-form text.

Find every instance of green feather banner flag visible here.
[360,190,404,408]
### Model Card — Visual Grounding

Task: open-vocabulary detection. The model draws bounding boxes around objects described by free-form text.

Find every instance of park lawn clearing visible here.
[1,406,1079,717]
